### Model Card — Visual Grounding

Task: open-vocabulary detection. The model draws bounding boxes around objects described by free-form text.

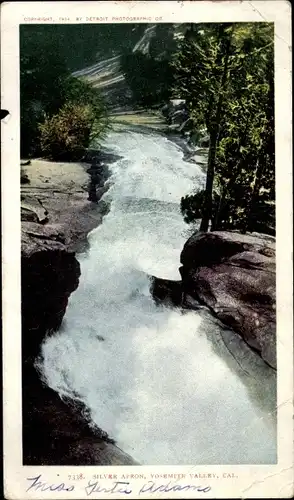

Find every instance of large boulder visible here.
[180,231,276,368]
[21,222,80,360]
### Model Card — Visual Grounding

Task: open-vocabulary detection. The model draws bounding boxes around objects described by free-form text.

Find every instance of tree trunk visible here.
[212,113,251,231]
[211,184,225,231]
[200,28,233,232]
[245,158,265,232]
[200,126,217,231]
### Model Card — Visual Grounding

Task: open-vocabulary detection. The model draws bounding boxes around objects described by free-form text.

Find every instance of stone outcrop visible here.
[152,231,276,369]
[21,223,80,360]
[20,157,112,253]
[181,231,276,368]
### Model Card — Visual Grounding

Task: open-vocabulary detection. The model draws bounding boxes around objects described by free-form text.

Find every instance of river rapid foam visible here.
[40,129,277,465]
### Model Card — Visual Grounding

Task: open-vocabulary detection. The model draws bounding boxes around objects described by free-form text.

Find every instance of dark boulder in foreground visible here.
[180,231,276,369]
[151,231,276,369]
[22,223,80,360]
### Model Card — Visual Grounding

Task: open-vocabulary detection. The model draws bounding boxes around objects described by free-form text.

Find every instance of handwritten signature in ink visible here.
[26,475,212,496]
[138,481,211,495]
[85,481,132,496]
[84,479,211,496]
[26,474,75,493]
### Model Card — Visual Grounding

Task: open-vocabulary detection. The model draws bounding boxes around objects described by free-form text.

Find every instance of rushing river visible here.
[40,128,277,465]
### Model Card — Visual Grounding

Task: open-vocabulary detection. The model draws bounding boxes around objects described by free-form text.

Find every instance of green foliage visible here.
[39,103,93,161]
[172,24,227,132]
[20,34,68,157]
[120,25,178,107]
[174,23,275,235]
[121,51,173,107]
[20,28,109,158]
[60,76,110,138]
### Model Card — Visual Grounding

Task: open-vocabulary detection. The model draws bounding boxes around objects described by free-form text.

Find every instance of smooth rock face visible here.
[21,158,110,253]
[180,231,276,368]
[21,223,80,360]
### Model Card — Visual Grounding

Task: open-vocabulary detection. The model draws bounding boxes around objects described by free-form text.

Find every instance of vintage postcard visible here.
[1,1,293,498]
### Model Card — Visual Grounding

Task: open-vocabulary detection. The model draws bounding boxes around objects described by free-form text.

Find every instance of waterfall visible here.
[39,128,276,465]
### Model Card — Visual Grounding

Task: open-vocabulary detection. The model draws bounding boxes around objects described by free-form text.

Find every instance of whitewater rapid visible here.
[40,129,277,465]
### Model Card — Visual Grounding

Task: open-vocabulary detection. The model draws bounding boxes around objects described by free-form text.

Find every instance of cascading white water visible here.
[40,129,277,465]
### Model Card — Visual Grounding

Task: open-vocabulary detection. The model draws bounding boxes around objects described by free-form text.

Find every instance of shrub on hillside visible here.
[39,102,105,161]
[20,32,109,158]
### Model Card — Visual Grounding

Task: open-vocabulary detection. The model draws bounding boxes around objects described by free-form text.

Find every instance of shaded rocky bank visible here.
[21,154,138,465]
[22,228,80,362]
[151,230,276,369]
[21,153,115,356]
[23,362,139,465]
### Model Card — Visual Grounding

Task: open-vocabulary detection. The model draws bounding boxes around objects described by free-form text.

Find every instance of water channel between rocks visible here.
[40,128,277,465]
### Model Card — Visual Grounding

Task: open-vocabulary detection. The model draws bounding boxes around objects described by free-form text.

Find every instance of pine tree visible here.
[173,23,274,235]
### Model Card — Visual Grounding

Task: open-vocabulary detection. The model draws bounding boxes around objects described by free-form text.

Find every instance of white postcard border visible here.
[1,2,293,498]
